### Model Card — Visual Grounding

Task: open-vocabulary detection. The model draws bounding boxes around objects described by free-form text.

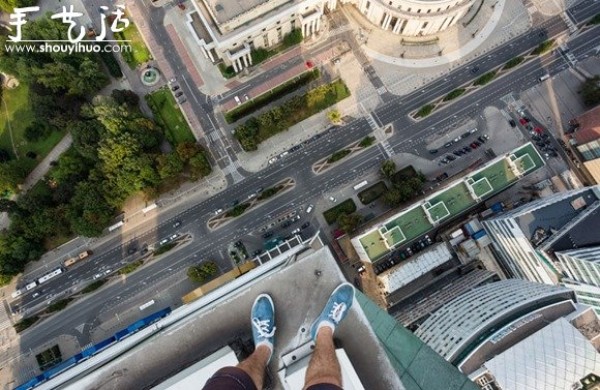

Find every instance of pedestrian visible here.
[202,283,355,390]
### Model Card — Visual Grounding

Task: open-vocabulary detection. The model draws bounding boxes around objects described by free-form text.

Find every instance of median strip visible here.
[313,135,376,174]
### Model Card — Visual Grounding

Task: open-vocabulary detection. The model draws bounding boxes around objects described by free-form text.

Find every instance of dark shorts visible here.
[202,366,343,390]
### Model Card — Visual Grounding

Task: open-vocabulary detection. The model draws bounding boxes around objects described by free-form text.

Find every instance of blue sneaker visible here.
[251,294,276,361]
[310,283,355,341]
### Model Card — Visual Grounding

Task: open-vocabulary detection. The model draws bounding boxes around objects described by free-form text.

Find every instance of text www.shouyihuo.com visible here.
[4,42,132,55]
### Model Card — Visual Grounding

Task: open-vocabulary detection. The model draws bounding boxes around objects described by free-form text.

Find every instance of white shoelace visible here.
[252,317,276,338]
[329,302,347,323]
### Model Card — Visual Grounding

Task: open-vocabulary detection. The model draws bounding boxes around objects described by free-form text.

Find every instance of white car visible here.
[105,269,112,275]
[291,228,301,234]
[329,196,337,203]
[268,157,278,164]
[214,208,223,215]
[159,238,169,245]
[93,273,102,280]
[306,204,314,213]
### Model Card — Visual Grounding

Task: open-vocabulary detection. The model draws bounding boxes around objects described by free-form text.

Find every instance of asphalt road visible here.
[9,0,600,365]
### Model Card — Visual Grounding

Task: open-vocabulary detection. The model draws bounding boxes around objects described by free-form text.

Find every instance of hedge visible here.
[416,104,434,118]
[358,181,388,205]
[323,199,357,225]
[473,71,496,86]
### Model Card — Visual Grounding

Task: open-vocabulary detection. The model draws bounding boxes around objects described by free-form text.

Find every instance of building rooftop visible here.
[379,243,454,294]
[480,317,600,390]
[352,143,544,262]
[414,279,576,364]
[510,188,600,249]
[32,237,478,390]
[573,105,600,145]
[544,204,600,252]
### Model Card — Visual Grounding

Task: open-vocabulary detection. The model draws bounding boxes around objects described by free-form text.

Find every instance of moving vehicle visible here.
[538,73,550,82]
[64,250,92,267]
[305,204,314,213]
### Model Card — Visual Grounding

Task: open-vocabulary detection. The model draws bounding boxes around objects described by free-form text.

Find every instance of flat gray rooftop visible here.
[61,244,404,389]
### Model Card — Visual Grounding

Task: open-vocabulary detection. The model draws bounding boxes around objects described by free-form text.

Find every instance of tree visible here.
[0,149,10,163]
[111,89,140,108]
[24,120,54,142]
[176,142,202,162]
[156,153,184,180]
[189,153,212,179]
[68,181,115,237]
[0,0,36,12]
[581,76,600,106]
[0,199,17,213]
[327,109,342,125]
[0,161,27,194]
[337,213,362,234]
[380,159,396,179]
[383,188,403,207]
[187,261,218,283]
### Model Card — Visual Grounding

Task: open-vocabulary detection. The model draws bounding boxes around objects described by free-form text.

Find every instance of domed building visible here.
[348,0,477,36]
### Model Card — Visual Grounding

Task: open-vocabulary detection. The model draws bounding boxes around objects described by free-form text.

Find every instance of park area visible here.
[0,83,64,166]
[145,89,195,145]
[114,23,152,68]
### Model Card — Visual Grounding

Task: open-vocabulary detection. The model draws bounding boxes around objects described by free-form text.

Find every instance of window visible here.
[422,21,428,28]
[277,27,282,41]
[365,1,370,10]
[263,34,269,47]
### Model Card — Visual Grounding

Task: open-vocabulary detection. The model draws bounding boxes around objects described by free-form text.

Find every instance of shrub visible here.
[257,185,283,200]
[359,136,375,148]
[590,13,600,25]
[218,63,236,79]
[234,79,350,151]
[98,46,123,78]
[473,71,496,86]
[358,181,388,204]
[504,56,524,70]
[443,88,466,101]
[327,149,351,164]
[119,260,143,275]
[323,199,357,225]
[416,104,434,118]
[251,48,271,64]
[226,203,251,217]
[225,69,320,123]
[15,316,40,333]
[531,40,554,56]
[187,261,218,283]
[81,280,106,293]
[154,242,176,255]
[283,28,303,48]
[47,298,73,313]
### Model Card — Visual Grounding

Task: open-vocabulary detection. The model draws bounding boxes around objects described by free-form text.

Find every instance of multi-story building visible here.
[569,105,600,184]
[482,186,600,285]
[16,236,479,390]
[186,0,477,72]
[414,279,577,365]
[350,0,476,37]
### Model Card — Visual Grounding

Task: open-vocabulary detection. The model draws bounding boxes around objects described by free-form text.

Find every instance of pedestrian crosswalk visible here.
[366,114,379,130]
[376,86,388,95]
[0,300,12,333]
[380,140,395,157]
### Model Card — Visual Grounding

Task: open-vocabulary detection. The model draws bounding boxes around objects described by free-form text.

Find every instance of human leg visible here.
[202,294,276,390]
[304,283,355,389]
[304,327,342,389]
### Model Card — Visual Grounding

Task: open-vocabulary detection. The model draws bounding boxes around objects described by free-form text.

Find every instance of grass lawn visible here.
[0,83,65,164]
[115,23,152,69]
[145,89,195,145]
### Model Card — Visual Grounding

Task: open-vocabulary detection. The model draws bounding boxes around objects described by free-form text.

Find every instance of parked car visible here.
[519,118,528,125]
[444,142,453,148]
[509,119,516,127]
[453,150,463,156]
[463,146,472,153]
[301,222,310,229]
[175,91,184,97]
[262,232,273,239]
[429,149,438,154]
[171,85,180,91]
[446,155,456,161]
[173,220,182,228]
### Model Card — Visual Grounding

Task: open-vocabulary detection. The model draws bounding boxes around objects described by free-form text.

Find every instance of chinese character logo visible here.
[8,5,131,44]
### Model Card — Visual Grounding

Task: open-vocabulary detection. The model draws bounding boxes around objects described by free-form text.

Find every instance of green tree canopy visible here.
[581,76,600,106]
[380,159,397,179]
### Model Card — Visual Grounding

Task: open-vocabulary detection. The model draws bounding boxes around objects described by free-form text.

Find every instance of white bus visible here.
[538,74,550,82]
[25,281,38,291]
[353,180,369,191]
[37,268,63,284]
[108,221,124,232]
[11,289,23,299]
[142,203,158,214]
[139,300,155,311]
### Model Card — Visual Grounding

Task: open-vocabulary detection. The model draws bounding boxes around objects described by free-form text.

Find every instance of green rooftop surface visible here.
[353,143,544,262]
[427,183,475,222]
[356,291,480,390]
[359,230,389,260]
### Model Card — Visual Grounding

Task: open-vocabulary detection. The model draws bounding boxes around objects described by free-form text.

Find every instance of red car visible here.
[519,118,528,126]
[534,127,543,134]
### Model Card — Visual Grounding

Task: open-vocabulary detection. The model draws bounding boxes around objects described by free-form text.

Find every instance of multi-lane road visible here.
[8,0,600,369]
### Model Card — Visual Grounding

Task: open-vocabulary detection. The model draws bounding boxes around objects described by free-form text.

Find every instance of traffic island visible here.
[312,136,376,174]
[207,178,295,230]
[408,40,557,121]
